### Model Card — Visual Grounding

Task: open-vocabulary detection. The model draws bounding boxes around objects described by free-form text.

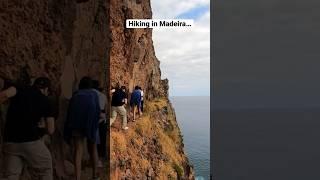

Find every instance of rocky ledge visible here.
[110,99,194,179]
[110,0,194,179]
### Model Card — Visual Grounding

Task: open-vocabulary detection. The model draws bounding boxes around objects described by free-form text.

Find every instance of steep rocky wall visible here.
[110,0,168,99]
[0,0,194,179]
[0,0,109,179]
[110,0,194,179]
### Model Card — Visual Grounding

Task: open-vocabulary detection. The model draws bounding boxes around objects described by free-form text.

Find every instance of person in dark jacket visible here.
[110,85,128,130]
[64,76,100,180]
[0,77,55,180]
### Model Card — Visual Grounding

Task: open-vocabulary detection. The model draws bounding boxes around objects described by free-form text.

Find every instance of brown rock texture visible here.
[110,0,194,179]
[0,0,109,179]
[0,0,194,179]
[110,0,168,99]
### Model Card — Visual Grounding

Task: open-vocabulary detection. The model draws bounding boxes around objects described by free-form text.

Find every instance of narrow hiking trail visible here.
[110,99,194,179]
[53,149,108,180]
[81,166,107,180]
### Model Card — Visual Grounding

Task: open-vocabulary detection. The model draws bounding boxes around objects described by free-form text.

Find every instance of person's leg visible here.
[141,100,144,113]
[88,141,99,179]
[73,137,84,180]
[2,143,24,180]
[110,106,117,126]
[118,106,128,128]
[132,105,136,122]
[23,140,53,180]
[138,103,142,116]
[128,105,133,121]
[97,122,107,160]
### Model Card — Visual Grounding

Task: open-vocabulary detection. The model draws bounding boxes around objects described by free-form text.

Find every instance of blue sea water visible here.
[170,96,210,180]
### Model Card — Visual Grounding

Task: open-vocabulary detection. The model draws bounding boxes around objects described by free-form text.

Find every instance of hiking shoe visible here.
[122,126,129,130]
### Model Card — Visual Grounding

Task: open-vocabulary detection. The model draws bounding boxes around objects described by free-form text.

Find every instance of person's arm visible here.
[0,86,17,104]
[99,106,107,123]
[38,117,55,135]
[110,88,115,96]
[45,117,55,135]
[40,97,56,135]
[138,93,142,104]
[100,96,108,122]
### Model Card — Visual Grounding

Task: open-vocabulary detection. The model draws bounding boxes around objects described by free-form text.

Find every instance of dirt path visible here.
[81,166,108,180]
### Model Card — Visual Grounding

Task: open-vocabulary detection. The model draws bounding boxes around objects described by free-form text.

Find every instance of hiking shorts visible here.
[130,101,140,108]
[2,140,53,180]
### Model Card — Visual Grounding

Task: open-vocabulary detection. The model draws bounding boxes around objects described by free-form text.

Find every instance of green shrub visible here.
[172,163,184,178]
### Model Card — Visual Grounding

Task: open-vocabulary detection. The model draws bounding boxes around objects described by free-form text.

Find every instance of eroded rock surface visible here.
[0,0,109,179]
[110,0,168,99]
[0,0,194,179]
[110,0,194,179]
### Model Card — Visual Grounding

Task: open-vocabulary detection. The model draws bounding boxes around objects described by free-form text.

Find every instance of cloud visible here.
[151,1,210,96]
[176,5,210,20]
[151,0,209,19]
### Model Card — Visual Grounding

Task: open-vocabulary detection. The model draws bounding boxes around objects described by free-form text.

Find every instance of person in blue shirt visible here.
[64,76,100,180]
[130,86,142,122]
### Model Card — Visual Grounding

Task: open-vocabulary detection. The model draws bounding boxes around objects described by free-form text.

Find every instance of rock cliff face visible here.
[110,0,168,99]
[110,0,194,179]
[0,0,193,179]
[0,0,109,179]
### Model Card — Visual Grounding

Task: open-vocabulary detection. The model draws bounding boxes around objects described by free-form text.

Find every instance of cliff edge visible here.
[110,99,194,179]
[110,0,194,179]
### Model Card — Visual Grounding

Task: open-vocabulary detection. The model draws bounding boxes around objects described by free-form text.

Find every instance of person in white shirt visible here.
[92,80,107,168]
[138,86,144,113]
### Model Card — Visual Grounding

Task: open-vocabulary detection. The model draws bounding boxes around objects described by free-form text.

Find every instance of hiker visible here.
[92,80,107,167]
[64,77,100,180]
[130,86,142,122]
[1,77,55,180]
[110,85,128,130]
[138,86,144,113]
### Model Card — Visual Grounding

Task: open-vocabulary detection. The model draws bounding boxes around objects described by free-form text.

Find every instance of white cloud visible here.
[151,1,210,96]
[151,0,210,19]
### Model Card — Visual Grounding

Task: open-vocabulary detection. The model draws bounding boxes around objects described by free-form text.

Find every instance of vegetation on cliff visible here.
[111,98,194,179]
[110,0,194,178]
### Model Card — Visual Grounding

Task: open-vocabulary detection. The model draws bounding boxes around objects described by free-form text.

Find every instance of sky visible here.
[214,0,320,109]
[151,0,210,96]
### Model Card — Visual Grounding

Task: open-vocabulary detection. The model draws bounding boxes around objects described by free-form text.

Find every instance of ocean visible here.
[170,96,211,180]
[213,109,320,180]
